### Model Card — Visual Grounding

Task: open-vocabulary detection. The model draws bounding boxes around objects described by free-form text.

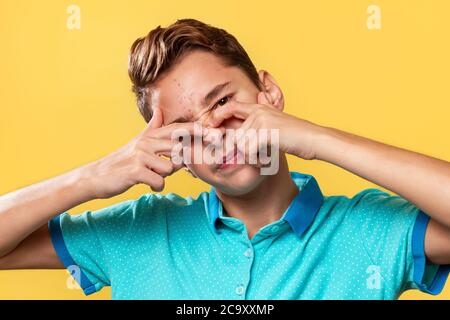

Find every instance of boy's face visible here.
[151,50,268,195]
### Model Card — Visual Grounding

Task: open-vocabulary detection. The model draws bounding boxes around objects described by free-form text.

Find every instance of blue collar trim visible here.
[208,172,324,237]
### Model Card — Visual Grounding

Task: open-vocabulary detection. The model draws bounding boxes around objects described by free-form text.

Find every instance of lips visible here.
[224,147,237,163]
[218,147,239,170]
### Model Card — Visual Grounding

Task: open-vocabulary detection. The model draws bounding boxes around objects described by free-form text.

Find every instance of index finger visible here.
[205,100,256,128]
[146,121,206,140]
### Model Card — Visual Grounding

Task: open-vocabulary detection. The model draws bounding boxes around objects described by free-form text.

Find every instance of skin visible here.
[0,50,449,275]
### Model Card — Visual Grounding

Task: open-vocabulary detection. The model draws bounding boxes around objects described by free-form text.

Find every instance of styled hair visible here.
[128,18,263,122]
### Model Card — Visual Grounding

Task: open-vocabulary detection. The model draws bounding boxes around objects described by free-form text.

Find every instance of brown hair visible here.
[128,19,263,122]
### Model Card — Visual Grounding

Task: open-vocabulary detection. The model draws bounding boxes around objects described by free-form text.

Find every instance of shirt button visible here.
[235,285,245,296]
[244,248,253,258]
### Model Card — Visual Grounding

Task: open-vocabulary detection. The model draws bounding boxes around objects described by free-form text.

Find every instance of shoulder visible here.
[316,188,420,239]
[112,191,210,224]
[346,188,420,224]
[323,188,419,218]
[60,191,210,234]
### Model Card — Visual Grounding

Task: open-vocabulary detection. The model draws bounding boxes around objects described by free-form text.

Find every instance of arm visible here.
[314,127,450,226]
[0,168,95,266]
[312,125,450,264]
[0,108,190,269]
[205,94,450,265]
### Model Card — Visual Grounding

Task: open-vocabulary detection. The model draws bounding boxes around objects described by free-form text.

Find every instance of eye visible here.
[213,95,231,109]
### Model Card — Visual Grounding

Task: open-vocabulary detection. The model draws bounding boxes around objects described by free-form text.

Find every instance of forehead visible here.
[151,50,244,124]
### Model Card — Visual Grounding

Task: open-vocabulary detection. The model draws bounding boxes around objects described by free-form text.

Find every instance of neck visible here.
[216,156,298,239]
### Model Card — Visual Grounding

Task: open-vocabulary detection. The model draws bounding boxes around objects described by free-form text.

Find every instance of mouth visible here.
[217,147,239,170]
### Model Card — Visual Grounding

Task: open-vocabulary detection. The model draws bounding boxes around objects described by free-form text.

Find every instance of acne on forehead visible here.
[148,78,183,123]
[154,53,241,123]
[154,85,199,124]
[177,92,196,117]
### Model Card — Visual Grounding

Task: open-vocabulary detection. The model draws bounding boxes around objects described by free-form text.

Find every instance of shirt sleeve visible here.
[349,188,450,296]
[48,194,155,295]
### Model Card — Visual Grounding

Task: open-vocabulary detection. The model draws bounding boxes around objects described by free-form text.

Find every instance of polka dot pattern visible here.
[50,174,444,299]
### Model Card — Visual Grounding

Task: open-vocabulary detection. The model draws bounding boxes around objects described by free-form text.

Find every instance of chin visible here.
[194,164,266,196]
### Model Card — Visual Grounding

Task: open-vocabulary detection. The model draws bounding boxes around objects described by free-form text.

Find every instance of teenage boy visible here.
[0,19,449,299]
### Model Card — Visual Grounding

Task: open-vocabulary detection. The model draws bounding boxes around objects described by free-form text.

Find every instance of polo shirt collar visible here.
[207,172,324,237]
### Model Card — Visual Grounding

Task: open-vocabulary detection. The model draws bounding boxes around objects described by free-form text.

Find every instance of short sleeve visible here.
[349,188,449,296]
[409,211,450,294]
[48,194,154,295]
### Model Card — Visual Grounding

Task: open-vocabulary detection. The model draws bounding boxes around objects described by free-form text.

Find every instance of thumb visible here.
[257,91,272,105]
[147,107,164,129]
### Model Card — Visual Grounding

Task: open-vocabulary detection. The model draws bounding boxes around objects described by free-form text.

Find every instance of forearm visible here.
[0,166,96,257]
[0,116,180,259]
[313,125,450,226]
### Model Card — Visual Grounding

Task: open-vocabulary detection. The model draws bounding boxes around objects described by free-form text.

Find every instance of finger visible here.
[148,122,205,140]
[147,138,180,154]
[155,152,185,173]
[156,142,187,168]
[234,117,267,168]
[237,114,257,133]
[157,149,175,158]
[206,100,257,128]
[170,160,185,172]
[138,153,175,178]
[158,149,186,170]
[136,169,165,192]
[145,107,164,131]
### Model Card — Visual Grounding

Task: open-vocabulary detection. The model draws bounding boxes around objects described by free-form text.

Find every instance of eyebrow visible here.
[168,81,231,124]
[203,81,231,107]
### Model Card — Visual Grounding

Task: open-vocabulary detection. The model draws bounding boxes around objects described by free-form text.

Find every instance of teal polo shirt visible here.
[48,172,450,299]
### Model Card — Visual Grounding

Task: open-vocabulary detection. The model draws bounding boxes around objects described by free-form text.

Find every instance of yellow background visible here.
[0,0,449,299]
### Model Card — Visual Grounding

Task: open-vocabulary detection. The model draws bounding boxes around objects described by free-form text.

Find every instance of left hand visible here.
[204,92,324,161]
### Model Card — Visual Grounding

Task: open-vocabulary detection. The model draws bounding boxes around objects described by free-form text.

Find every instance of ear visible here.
[258,70,284,111]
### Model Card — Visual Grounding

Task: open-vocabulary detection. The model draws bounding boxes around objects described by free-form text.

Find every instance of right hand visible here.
[82,107,196,199]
